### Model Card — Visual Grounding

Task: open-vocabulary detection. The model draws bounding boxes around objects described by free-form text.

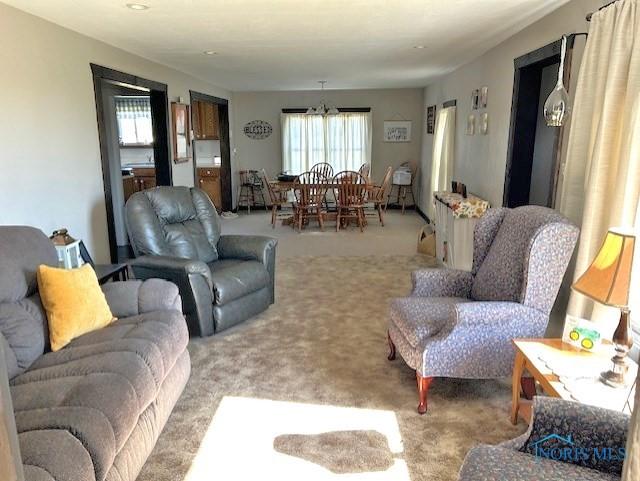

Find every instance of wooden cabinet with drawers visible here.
[192,101,219,140]
[132,168,157,191]
[197,167,221,210]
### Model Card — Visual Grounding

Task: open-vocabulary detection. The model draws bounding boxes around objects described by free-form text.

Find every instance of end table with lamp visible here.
[511,228,637,424]
[50,229,129,284]
[572,228,636,388]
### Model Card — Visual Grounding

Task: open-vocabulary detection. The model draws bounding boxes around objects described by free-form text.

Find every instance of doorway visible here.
[503,36,578,208]
[190,90,232,211]
[91,64,172,262]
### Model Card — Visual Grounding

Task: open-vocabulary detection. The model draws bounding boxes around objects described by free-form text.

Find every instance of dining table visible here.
[268,179,379,226]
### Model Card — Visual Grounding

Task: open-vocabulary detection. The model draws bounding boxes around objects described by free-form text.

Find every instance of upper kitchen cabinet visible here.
[192,100,219,140]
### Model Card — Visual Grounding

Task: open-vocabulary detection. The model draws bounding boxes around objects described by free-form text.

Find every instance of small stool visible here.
[237,170,266,213]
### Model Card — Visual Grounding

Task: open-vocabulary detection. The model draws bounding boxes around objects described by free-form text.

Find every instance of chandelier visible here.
[306,80,340,115]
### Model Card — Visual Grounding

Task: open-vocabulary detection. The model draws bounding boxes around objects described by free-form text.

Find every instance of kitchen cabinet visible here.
[132,168,156,192]
[197,167,221,209]
[123,175,136,202]
[192,101,219,140]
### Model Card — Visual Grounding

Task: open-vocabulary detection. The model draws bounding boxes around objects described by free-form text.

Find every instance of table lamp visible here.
[572,229,636,387]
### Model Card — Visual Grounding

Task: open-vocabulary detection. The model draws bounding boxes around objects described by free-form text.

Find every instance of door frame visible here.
[502,35,579,208]
[189,90,232,211]
[91,64,172,262]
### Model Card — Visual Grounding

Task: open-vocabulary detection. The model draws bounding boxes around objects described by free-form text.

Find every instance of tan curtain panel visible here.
[558,0,640,325]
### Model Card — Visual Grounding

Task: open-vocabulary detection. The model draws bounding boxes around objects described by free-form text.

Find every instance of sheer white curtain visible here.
[427,106,456,219]
[325,113,372,172]
[281,114,324,174]
[558,0,640,332]
[281,112,371,174]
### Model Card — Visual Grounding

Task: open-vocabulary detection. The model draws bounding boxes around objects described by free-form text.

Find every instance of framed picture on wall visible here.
[426,106,436,134]
[480,86,488,108]
[471,89,480,110]
[383,120,412,142]
[171,102,190,164]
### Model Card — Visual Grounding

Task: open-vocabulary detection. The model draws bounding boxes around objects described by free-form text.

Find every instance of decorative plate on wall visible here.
[243,120,273,139]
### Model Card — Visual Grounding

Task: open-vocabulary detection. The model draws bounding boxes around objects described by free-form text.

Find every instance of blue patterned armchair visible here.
[387,206,579,413]
[458,396,629,480]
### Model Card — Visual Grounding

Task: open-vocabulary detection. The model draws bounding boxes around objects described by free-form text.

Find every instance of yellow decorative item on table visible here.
[37,264,115,351]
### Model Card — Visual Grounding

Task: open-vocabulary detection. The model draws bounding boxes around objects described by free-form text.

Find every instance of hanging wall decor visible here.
[480,86,488,108]
[243,120,273,139]
[466,114,476,135]
[426,105,436,134]
[471,89,480,110]
[480,113,489,135]
[171,102,191,163]
[383,120,412,142]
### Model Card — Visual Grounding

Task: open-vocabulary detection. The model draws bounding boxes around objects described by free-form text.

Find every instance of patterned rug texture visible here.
[137,255,525,481]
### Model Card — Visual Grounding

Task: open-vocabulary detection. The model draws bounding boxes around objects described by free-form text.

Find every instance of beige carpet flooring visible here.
[137,255,526,481]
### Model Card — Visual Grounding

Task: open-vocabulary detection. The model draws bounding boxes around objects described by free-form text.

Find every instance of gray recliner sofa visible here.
[0,226,190,481]
[125,186,277,336]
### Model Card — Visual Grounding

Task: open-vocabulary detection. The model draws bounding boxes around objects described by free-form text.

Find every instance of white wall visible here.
[418,0,609,212]
[232,88,424,205]
[0,3,231,262]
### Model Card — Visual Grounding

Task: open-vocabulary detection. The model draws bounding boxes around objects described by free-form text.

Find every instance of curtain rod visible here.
[586,0,620,21]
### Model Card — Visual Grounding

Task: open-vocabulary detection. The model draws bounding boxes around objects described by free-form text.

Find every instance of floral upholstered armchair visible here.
[387,206,579,413]
[458,396,629,481]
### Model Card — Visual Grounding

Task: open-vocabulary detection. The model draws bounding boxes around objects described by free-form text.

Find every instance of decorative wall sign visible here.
[383,120,412,142]
[243,120,273,139]
[426,105,436,134]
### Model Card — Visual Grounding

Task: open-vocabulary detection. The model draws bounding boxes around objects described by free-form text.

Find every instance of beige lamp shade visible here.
[572,229,636,308]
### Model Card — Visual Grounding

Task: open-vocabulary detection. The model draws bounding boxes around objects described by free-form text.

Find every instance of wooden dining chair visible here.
[310,162,334,180]
[358,162,371,183]
[310,162,334,209]
[262,169,291,228]
[333,171,367,232]
[292,171,329,232]
[368,166,393,226]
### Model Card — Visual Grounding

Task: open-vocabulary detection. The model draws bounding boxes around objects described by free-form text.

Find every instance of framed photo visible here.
[426,106,436,134]
[471,89,480,110]
[480,86,488,108]
[466,114,476,135]
[383,120,412,142]
[171,102,190,164]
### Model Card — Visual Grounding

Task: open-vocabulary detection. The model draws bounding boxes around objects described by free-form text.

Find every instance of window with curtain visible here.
[281,112,372,174]
[115,96,153,146]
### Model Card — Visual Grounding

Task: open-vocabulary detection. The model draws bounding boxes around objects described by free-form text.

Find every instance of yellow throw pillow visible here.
[37,264,115,351]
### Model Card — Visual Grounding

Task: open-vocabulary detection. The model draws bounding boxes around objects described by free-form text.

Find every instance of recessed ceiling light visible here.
[203,50,218,55]
[126,3,149,10]
[413,45,426,49]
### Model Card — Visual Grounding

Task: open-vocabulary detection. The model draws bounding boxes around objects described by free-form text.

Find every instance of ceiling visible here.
[4,0,570,91]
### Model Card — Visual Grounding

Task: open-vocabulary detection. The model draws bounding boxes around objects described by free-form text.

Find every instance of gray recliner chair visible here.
[125,186,277,336]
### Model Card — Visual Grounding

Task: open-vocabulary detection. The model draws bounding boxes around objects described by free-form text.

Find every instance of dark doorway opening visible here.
[189,90,232,212]
[503,36,579,209]
[91,64,172,262]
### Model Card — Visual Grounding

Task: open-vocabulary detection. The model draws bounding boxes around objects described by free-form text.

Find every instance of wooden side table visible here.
[94,263,129,284]
[511,338,636,425]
